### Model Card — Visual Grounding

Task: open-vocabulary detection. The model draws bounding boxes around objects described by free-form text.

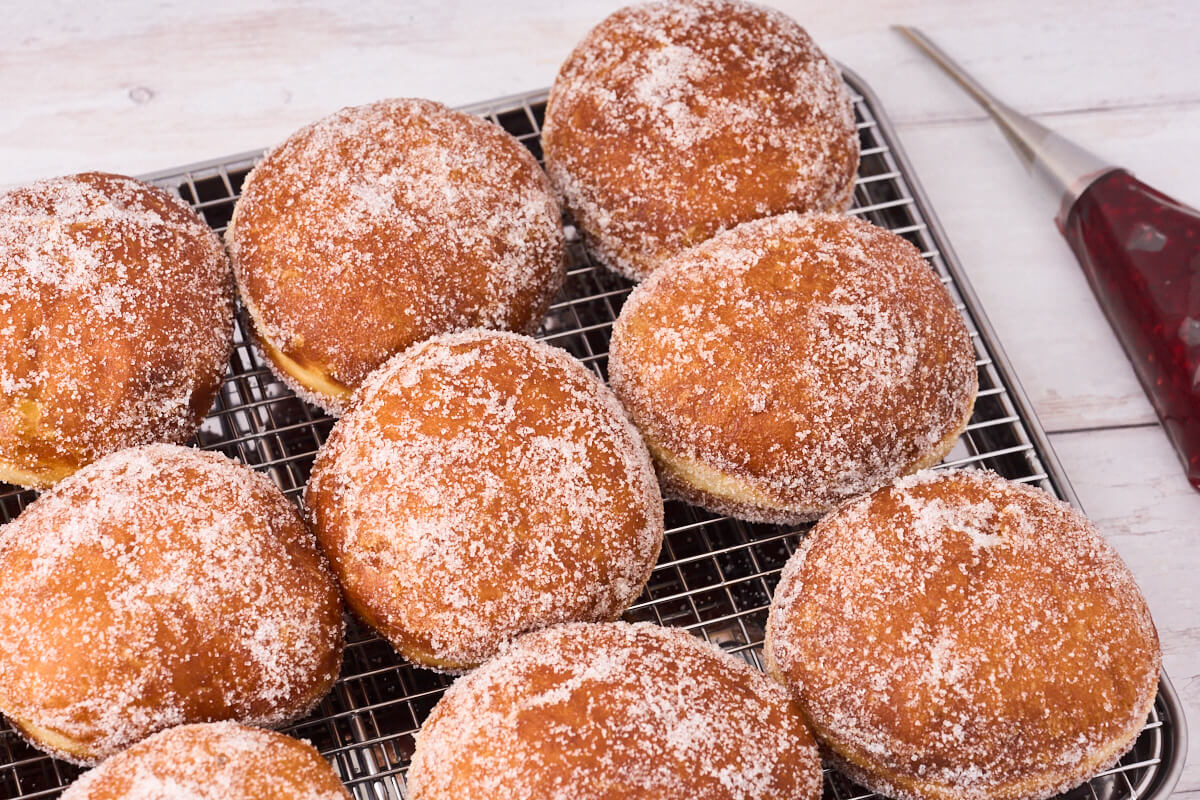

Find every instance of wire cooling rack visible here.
[0,70,1187,800]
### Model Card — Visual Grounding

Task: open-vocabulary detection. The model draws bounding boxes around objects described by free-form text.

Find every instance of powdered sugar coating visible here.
[0,172,234,487]
[764,469,1162,800]
[0,444,345,765]
[305,329,664,671]
[543,0,859,279]
[228,97,566,415]
[61,722,350,800]
[608,211,977,524]
[407,621,821,800]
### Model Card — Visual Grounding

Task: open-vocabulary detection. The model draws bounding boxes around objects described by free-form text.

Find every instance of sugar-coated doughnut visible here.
[407,621,822,800]
[0,172,234,488]
[305,330,664,672]
[608,211,977,524]
[61,722,350,800]
[0,444,345,764]
[764,469,1162,800]
[543,0,859,280]
[228,98,567,414]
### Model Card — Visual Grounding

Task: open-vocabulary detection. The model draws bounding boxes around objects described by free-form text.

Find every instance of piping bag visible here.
[898,26,1200,492]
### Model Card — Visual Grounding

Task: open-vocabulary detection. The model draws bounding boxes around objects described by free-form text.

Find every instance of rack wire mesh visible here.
[0,73,1185,800]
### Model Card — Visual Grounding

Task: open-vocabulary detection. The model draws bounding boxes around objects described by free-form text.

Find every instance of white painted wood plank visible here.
[3,0,1199,186]
[825,2,1200,124]
[1050,424,1200,794]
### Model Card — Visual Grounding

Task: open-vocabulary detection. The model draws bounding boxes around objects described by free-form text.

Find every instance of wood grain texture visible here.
[4,0,1199,184]
[1,0,1197,794]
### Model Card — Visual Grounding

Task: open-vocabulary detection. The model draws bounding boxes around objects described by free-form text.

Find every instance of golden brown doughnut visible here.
[0,172,234,488]
[764,469,1162,800]
[228,98,567,414]
[0,444,345,765]
[305,330,663,672]
[608,211,976,524]
[61,722,350,800]
[407,621,822,799]
[542,0,859,280]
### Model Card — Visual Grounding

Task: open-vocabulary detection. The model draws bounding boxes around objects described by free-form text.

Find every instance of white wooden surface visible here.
[3,0,1198,794]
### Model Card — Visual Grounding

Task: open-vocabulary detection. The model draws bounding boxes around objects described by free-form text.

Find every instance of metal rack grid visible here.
[0,71,1186,800]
